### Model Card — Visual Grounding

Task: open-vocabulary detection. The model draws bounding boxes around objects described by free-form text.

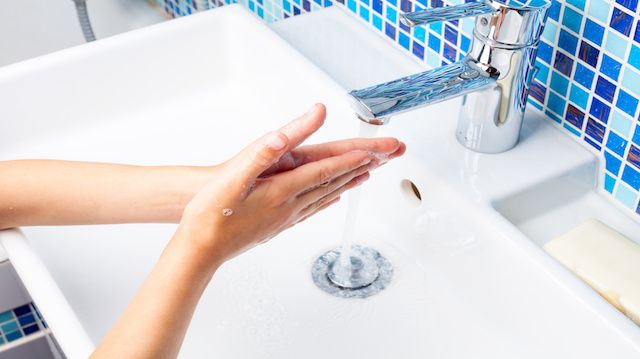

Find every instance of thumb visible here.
[232,131,289,182]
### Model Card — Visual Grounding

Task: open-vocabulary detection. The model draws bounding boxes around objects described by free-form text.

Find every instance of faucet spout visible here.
[348,59,497,123]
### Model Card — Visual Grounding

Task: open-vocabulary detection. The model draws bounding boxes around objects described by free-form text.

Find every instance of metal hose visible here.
[72,0,96,42]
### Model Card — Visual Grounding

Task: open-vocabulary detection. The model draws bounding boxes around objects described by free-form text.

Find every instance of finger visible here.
[265,138,404,175]
[294,196,341,226]
[276,150,371,195]
[296,162,370,205]
[278,103,326,150]
[229,131,290,183]
[298,172,369,219]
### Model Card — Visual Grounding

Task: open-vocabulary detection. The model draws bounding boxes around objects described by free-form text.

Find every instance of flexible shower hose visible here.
[72,0,96,42]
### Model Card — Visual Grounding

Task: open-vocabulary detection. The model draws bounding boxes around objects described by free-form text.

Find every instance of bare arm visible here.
[0,160,213,229]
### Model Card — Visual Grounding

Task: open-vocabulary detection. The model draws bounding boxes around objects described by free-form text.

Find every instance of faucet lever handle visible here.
[400,1,495,27]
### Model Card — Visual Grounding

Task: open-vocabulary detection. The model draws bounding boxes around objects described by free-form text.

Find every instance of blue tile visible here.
[616,90,639,116]
[567,0,586,9]
[460,35,471,53]
[550,71,570,95]
[372,14,383,30]
[600,54,622,81]
[530,80,547,103]
[583,18,605,45]
[22,324,39,336]
[548,91,567,116]
[558,30,579,54]
[444,24,457,45]
[569,84,589,109]
[5,330,22,342]
[372,0,382,14]
[607,131,629,156]
[579,41,600,68]
[1,321,18,333]
[590,98,611,123]
[0,311,13,324]
[635,19,640,43]
[538,41,554,64]
[398,31,410,49]
[17,313,35,327]
[628,144,640,168]
[617,0,638,11]
[605,150,623,175]
[574,63,595,88]
[428,34,441,53]
[562,7,583,34]
[586,117,606,143]
[585,136,602,150]
[609,7,633,37]
[605,173,617,193]
[595,76,616,103]
[412,41,424,60]
[554,51,574,76]
[621,165,640,190]
[629,45,640,71]
[443,42,456,62]
[548,0,561,21]
[565,104,586,129]
[413,26,426,42]
[634,124,640,145]
[384,22,396,40]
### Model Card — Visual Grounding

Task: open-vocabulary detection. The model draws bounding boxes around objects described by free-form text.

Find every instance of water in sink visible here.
[311,121,396,298]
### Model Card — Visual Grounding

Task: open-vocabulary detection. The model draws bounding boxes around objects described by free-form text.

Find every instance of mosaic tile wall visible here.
[0,302,47,346]
[154,0,640,218]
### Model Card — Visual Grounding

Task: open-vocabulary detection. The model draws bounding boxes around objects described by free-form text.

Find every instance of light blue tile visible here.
[426,49,440,68]
[588,0,611,24]
[570,85,589,109]
[0,311,13,324]
[605,31,629,60]
[610,111,634,137]
[615,183,638,209]
[542,21,559,43]
[1,321,18,333]
[622,68,640,97]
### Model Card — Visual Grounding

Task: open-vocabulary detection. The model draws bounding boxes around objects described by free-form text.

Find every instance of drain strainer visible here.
[311,245,393,299]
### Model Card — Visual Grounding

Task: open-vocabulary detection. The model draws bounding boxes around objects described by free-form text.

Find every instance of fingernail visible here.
[265,132,286,150]
[306,104,318,115]
[360,157,372,166]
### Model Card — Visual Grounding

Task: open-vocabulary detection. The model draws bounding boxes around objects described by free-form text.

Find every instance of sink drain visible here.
[311,245,393,298]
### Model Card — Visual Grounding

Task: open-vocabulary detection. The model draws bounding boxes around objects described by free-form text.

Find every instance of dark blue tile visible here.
[13,305,30,317]
[565,104,586,129]
[17,313,35,327]
[586,117,606,143]
[635,19,640,43]
[584,136,602,151]
[558,29,579,55]
[292,5,300,15]
[385,22,396,40]
[302,0,311,11]
[537,41,554,64]
[605,150,623,175]
[530,80,547,103]
[22,324,40,336]
[590,97,611,123]
[607,131,629,156]
[400,0,412,12]
[428,34,441,53]
[621,165,640,190]
[595,76,616,103]
[610,7,634,36]
[554,51,574,76]
[574,63,595,88]
[617,90,639,116]
[628,144,640,169]
[430,0,443,7]
[412,41,425,60]
[617,0,638,11]
[372,0,382,14]
[548,0,561,21]
[600,54,622,81]
[443,42,457,62]
[399,20,410,32]
[579,41,600,68]
[583,18,605,45]
[444,24,457,45]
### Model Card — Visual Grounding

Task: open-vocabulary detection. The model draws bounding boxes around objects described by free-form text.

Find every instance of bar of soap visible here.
[544,219,640,326]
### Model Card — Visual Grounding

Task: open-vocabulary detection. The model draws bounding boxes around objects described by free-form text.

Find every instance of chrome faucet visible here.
[348,0,551,153]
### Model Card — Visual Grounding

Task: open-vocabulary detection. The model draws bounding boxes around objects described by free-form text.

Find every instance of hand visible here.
[177,104,405,266]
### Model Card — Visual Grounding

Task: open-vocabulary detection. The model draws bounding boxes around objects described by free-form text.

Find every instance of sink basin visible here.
[1,4,640,359]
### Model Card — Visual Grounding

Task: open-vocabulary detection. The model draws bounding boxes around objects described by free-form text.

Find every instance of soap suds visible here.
[222,208,234,216]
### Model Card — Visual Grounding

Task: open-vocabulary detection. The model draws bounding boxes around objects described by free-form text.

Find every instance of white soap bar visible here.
[544,219,640,326]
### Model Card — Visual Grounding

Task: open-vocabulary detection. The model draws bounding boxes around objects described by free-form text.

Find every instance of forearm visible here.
[91,227,220,358]
[0,160,214,229]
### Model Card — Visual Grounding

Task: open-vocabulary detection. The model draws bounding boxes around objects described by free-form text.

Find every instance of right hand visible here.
[177,104,405,266]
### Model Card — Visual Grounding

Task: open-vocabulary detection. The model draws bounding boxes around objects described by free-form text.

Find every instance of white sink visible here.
[1,4,640,359]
